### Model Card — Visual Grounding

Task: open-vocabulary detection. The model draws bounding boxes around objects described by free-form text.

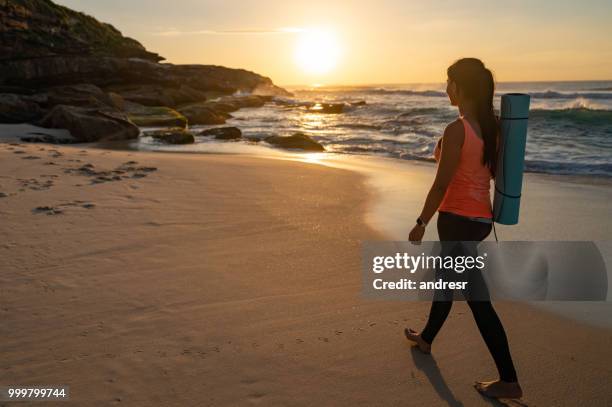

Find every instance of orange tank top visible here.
[434,117,493,219]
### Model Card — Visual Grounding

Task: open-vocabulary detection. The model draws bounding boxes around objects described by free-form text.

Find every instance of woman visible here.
[404,58,522,399]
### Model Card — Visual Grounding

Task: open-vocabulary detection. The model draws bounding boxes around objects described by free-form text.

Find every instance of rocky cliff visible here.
[0,0,290,142]
[0,0,162,61]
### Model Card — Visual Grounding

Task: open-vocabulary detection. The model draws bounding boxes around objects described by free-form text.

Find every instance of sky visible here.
[57,0,612,86]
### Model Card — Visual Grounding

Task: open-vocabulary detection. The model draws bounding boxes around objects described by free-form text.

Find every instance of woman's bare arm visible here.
[417,120,464,224]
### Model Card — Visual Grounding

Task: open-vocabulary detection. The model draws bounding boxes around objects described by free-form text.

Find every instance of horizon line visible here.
[278,79,612,88]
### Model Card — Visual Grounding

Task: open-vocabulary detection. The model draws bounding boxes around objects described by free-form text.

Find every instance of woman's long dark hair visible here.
[447,58,498,177]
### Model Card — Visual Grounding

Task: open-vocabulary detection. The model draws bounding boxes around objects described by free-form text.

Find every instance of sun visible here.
[294,29,341,75]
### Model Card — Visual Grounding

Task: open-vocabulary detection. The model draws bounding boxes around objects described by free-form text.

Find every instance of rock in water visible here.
[264,133,325,152]
[125,102,187,128]
[177,95,272,125]
[199,127,242,140]
[199,101,240,114]
[40,105,140,142]
[176,104,230,125]
[216,95,272,109]
[244,136,263,143]
[144,128,194,144]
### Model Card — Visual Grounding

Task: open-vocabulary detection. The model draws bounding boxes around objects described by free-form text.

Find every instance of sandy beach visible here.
[1,142,611,406]
[2,0,611,405]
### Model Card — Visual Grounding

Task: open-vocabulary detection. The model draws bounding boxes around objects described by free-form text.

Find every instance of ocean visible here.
[138,80,612,178]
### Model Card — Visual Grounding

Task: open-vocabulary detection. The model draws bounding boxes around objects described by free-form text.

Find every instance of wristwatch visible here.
[416,217,427,228]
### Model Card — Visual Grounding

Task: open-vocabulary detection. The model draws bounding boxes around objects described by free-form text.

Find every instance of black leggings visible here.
[420,211,518,383]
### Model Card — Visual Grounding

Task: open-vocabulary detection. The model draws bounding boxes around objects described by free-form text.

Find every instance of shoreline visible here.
[2,141,612,406]
[3,123,612,184]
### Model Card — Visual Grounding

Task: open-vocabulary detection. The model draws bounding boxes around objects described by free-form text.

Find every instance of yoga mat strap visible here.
[495,186,521,199]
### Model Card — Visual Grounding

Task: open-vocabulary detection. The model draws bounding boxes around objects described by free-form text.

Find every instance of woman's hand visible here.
[409,224,425,243]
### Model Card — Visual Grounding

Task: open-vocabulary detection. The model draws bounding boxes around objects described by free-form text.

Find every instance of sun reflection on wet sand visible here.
[273,151,438,241]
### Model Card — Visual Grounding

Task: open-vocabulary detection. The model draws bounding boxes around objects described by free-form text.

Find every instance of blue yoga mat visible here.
[493,93,531,225]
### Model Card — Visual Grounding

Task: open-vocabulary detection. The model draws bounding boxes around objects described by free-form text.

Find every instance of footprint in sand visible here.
[58,201,80,207]
[117,163,157,175]
[33,206,63,215]
[247,392,266,404]
[91,176,113,184]
[33,201,95,215]
[62,200,95,209]
[64,162,157,185]
[18,178,54,191]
